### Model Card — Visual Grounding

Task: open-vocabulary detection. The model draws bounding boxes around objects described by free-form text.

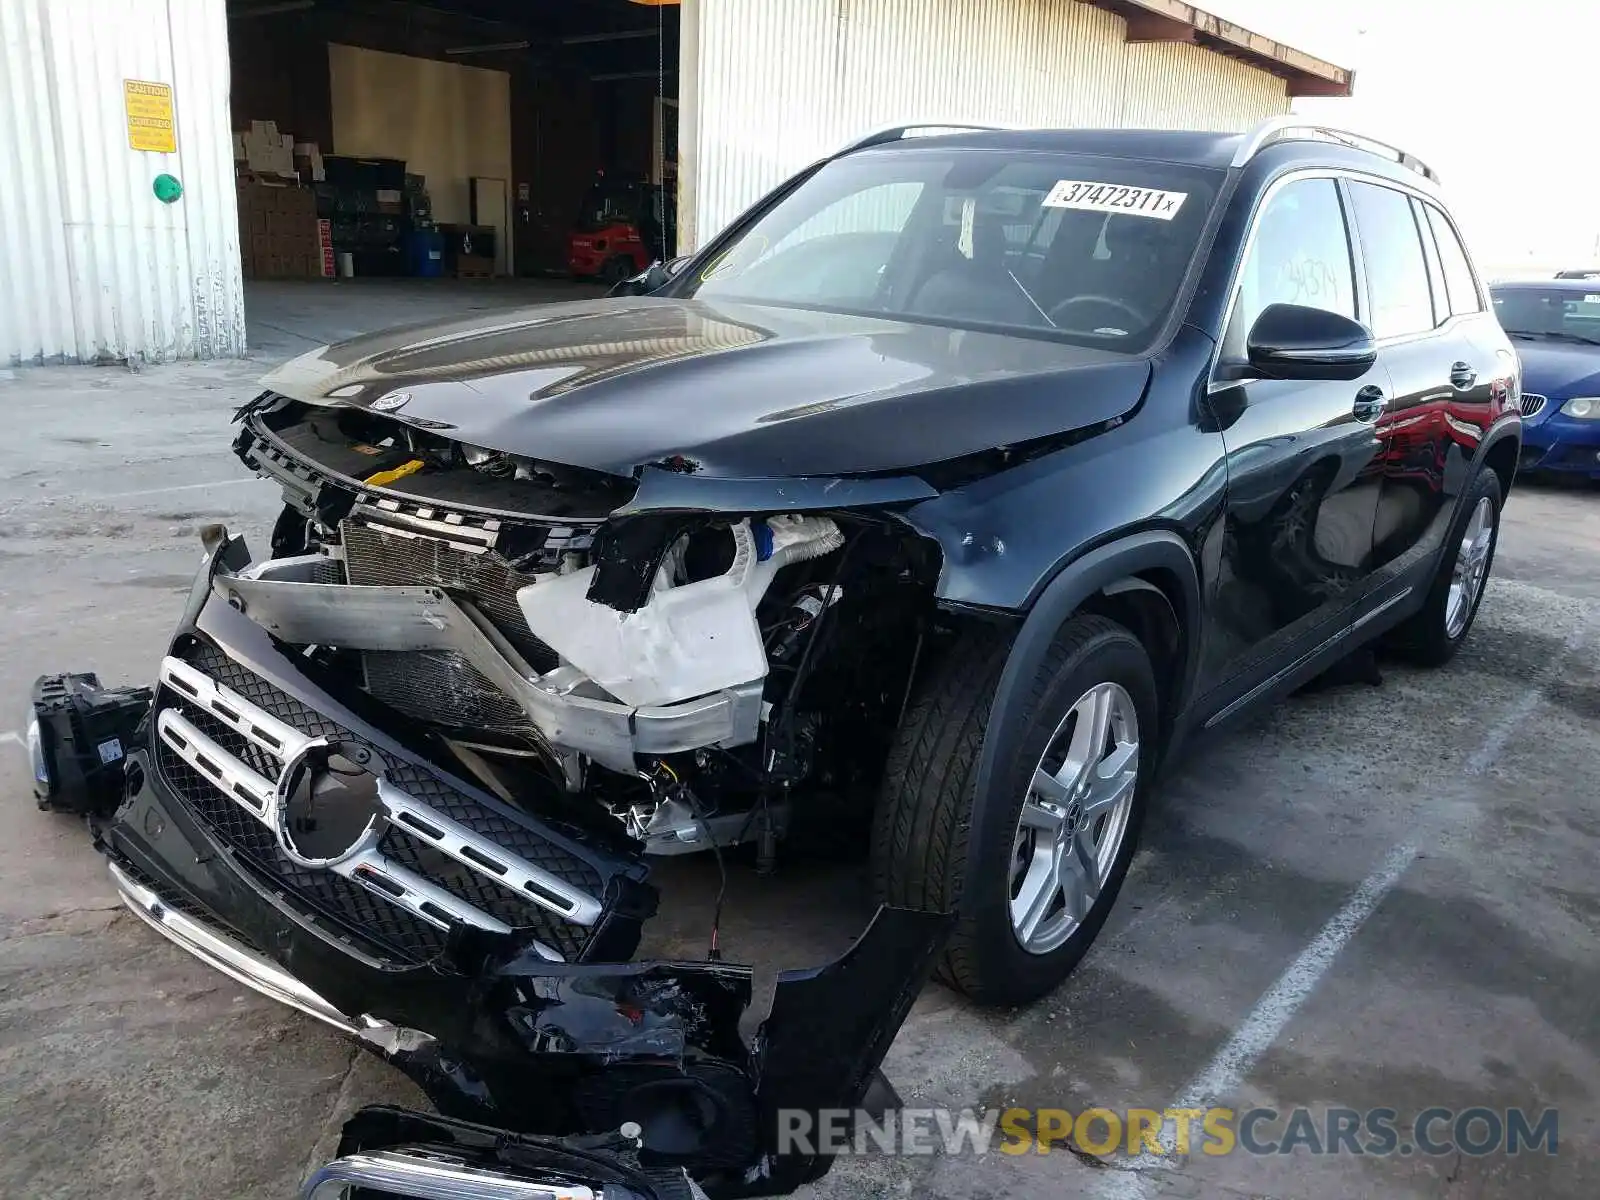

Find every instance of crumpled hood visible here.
[259,297,1151,478]
[1516,340,1600,410]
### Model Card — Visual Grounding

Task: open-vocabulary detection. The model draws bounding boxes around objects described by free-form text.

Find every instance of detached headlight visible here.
[26,714,50,794]
[1560,396,1600,418]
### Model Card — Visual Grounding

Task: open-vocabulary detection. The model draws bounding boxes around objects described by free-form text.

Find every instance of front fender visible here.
[964,530,1202,864]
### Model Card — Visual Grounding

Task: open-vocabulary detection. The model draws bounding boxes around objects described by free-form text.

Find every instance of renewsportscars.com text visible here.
[774,1106,1559,1158]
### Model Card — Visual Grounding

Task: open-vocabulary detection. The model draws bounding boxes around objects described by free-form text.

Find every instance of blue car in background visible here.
[1491,279,1600,478]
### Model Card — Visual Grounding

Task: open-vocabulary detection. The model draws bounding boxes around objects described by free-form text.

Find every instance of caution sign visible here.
[124,80,176,153]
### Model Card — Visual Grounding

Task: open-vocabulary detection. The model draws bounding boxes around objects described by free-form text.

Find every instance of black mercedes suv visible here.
[75,118,1520,1193]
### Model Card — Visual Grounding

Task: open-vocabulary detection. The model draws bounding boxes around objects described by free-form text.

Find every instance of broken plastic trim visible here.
[381,905,953,1195]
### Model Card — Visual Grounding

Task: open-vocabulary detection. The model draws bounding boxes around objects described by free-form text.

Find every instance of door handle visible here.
[1450,361,1478,389]
[1352,385,1388,422]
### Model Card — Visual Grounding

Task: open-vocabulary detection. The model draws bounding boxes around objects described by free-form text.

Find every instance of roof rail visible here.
[834,123,1013,156]
[1231,116,1441,184]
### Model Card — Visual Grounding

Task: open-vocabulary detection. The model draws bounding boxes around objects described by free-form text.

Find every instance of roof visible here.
[843,122,1439,194]
[854,128,1247,170]
[1082,0,1352,97]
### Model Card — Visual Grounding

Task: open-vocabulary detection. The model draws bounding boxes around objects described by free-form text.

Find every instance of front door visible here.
[1198,174,1389,708]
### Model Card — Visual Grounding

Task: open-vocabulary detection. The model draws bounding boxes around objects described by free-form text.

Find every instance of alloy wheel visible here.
[1009,681,1140,956]
[1445,495,1495,640]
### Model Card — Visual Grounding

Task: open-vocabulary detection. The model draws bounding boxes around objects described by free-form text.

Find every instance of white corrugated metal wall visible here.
[678,0,1290,252]
[0,0,244,366]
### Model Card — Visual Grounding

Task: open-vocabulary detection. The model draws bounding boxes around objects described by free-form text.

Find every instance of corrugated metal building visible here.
[0,0,246,366]
[0,0,1348,366]
[679,0,1349,252]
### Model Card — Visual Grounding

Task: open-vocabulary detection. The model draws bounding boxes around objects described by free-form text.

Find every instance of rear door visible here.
[1344,180,1498,599]
[1197,174,1389,709]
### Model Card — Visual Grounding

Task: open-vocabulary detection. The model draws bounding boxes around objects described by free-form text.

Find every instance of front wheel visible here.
[871,615,1158,1006]
[1388,469,1502,666]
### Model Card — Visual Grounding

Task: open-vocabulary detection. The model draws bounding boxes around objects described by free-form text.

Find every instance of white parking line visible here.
[75,479,257,503]
[1159,841,1417,1144]
[1094,605,1594,1193]
[1,730,23,748]
[1465,621,1589,775]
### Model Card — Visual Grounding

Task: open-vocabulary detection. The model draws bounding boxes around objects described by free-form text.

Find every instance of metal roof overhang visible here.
[1080,0,1354,97]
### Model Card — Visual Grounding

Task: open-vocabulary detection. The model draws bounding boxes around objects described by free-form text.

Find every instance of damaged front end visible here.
[90,387,956,1194]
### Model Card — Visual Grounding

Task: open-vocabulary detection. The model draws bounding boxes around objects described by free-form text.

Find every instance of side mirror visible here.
[1245,303,1377,382]
[606,256,692,298]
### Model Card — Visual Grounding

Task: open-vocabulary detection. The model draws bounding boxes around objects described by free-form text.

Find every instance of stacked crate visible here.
[238,180,325,280]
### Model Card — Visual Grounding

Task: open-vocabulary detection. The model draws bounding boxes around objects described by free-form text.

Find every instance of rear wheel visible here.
[871,615,1158,1006]
[1388,469,1502,666]
[601,255,636,284]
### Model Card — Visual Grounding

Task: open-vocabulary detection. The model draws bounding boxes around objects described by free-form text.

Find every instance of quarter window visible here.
[1225,177,1356,358]
[1347,181,1434,338]
[1424,205,1483,316]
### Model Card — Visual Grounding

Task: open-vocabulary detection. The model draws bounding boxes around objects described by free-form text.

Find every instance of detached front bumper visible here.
[96,528,954,1194]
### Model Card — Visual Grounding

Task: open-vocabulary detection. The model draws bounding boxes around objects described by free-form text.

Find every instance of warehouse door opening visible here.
[223,0,678,349]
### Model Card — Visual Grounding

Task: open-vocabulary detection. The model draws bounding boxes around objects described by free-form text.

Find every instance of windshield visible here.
[678,148,1222,349]
[1491,286,1600,345]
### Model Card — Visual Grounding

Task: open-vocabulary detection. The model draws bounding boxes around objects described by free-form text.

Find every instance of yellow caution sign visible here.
[124,80,176,154]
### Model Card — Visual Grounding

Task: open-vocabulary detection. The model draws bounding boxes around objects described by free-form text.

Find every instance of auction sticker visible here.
[1043,180,1187,220]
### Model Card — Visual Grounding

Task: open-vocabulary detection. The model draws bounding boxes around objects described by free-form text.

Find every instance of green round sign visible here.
[152,173,183,204]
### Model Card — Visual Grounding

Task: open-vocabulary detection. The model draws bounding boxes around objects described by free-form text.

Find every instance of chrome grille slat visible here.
[1521,392,1548,417]
[379,783,598,923]
[157,708,277,820]
[162,656,313,765]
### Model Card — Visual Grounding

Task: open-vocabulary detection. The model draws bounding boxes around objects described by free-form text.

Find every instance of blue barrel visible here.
[409,229,445,277]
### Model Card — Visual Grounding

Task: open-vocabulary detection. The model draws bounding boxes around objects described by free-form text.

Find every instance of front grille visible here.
[342,520,559,671]
[155,639,602,962]
[1521,392,1548,418]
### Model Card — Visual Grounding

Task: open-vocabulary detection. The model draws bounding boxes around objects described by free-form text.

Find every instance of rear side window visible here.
[1223,177,1356,359]
[1424,205,1483,316]
[1346,181,1434,338]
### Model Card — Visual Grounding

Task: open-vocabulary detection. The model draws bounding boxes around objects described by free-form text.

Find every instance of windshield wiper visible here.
[1512,329,1600,347]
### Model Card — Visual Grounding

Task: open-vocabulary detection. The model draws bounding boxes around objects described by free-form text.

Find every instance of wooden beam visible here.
[1123,10,1197,43]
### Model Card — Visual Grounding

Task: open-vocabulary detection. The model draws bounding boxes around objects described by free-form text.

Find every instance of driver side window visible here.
[1223,177,1358,360]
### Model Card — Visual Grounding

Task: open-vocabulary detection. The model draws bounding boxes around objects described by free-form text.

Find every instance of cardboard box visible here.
[292,142,326,184]
[243,120,294,175]
[232,132,247,162]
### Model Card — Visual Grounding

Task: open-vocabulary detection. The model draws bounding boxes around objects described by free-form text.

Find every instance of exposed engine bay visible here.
[235,390,941,872]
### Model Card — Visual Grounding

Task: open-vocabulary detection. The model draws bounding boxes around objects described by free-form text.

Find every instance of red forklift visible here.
[566,171,675,283]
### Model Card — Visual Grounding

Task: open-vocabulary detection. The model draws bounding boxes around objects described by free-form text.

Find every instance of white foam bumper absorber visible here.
[516,516,843,710]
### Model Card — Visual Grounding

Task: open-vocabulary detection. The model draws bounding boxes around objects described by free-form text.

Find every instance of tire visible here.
[870,615,1159,1007]
[1387,468,1502,667]
[601,256,635,284]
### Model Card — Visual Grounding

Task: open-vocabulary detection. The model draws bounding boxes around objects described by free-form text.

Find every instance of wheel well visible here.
[1077,571,1187,738]
[1484,435,1519,500]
